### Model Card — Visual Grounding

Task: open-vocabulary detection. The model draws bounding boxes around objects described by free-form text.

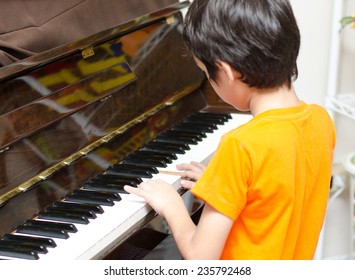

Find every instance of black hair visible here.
[183,0,300,89]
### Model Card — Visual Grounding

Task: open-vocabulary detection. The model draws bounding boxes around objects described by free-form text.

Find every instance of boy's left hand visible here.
[124,179,182,217]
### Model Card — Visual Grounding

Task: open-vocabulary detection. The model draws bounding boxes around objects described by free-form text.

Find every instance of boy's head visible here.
[183,0,300,89]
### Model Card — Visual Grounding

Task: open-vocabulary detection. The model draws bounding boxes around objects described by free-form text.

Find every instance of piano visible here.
[0,1,252,260]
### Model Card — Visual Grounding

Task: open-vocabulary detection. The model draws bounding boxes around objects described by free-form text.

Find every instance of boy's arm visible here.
[166,201,233,259]
[124,179,233,259]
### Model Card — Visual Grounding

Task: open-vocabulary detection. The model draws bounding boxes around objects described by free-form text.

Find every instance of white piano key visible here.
[37,195,150,260]
[0,113,251,260]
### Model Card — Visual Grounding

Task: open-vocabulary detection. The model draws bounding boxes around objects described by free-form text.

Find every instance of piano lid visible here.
[0,0,206,210]
[0,1,191,82]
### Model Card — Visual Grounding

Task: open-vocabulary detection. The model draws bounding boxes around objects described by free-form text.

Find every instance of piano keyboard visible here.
[0,112,252,260]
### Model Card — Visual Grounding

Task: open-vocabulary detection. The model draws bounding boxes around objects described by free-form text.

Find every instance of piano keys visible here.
[0,1,252,260]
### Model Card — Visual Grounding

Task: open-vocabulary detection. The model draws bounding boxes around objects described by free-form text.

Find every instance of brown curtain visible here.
[0,0,177,66]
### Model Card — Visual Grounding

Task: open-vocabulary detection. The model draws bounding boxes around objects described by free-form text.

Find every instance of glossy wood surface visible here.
[0,4,208,236]
[0,2,238,245]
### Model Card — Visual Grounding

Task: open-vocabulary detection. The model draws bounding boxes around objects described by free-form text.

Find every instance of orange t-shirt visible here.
[191,103,336,259]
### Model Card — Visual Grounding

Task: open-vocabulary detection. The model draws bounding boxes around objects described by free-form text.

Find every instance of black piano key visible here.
[170,127,207,138]
[137,148,178,161]
[183,119,218,129]
[44,206,97,219]
[64,194,115,206]
[122,157,167,167]
[192,112,231,121]
[25,219,77,233]
[150,140,191,151]
[218,112,232,119]
[127,153,173,166]
[131,150,173,163]
[125,152,169,166]
[37,211,90,225]
[94,174,143,185]
[88,179,138,188]
[152,135,198,146]
[83,181,132,193]
[71,189,121,201]
[0,246,39,260]
[110,163,158,174]
[138,146,182,159]
[161,129,203,141]
[119,160,166,168]
[159,131,200,144]
[16,225,70,239]
[2,234,57,248]
[52,201,104,214]
[135,149,177,163]
[174,122,214,133]
[89,178,140,188]
[142,142,186,154]
[83,182,130,194]
[196,112,232,120]
[105,167,153,178]
[0,240,48,254]
[186,114,225,125]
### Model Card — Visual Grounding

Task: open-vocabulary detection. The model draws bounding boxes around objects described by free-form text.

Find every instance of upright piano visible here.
[0,1,251,260]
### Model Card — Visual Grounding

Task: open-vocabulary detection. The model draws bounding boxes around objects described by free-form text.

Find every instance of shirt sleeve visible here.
[191,133,251,220]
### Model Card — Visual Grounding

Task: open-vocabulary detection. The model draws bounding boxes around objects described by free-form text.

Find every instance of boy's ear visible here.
[217,61,239,81]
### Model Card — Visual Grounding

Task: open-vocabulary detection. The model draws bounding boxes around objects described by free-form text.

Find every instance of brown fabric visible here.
[0,0,177,66]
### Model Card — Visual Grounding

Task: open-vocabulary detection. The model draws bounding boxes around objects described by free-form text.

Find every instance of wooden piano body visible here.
[0,1,251,260]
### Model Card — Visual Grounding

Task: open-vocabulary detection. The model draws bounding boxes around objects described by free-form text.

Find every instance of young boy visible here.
[124,0,336,259]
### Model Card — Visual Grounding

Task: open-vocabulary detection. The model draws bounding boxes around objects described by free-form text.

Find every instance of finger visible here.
[177,161,205,173]
[123,185,137,194]
[141,179,159,189]
[176,163,192,171]
[190,161,206,170]
[182,170,200,181]
[180,179,195,190]
[125,180,158,196]
[124,185,147,199]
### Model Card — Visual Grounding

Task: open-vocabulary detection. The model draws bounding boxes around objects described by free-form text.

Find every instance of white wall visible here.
[291,0,333,106]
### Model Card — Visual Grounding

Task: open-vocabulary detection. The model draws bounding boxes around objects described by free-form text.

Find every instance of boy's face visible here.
[193,56,251,112]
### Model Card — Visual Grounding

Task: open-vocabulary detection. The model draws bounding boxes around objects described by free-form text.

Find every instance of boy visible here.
[124,0,336,259]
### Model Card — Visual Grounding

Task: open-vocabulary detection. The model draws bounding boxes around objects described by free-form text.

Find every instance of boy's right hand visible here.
[176,161,206,189]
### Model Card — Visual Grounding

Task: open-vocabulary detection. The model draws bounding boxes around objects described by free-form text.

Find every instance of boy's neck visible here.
[249,85,301,116]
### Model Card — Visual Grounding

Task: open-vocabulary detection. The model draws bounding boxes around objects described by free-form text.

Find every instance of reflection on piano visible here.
[0,1,252,260]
